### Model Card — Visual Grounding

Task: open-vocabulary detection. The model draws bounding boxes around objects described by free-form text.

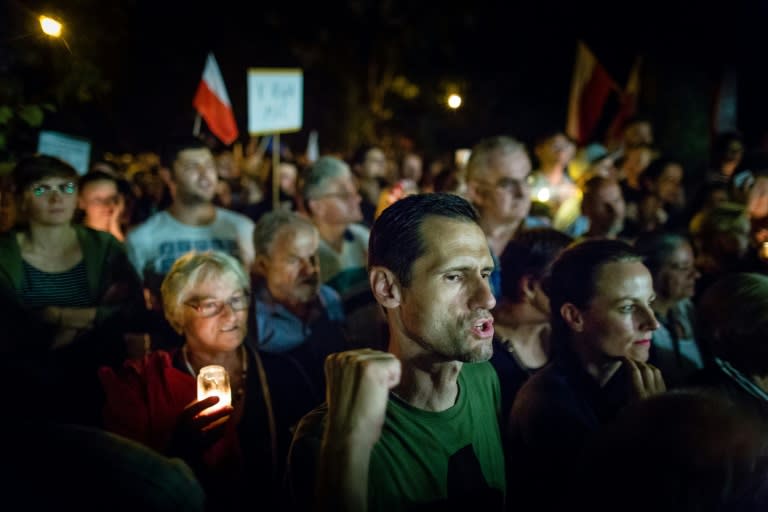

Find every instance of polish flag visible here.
[193,53,239,145]
[566,41,619,145]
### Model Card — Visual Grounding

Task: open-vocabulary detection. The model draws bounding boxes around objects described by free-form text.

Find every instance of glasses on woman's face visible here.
[184,293,250,318]
[31,182,77,197]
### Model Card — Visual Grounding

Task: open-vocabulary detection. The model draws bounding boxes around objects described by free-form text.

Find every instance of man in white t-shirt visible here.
[126,139,255,307]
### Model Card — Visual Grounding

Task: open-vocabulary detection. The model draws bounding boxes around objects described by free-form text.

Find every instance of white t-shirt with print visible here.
[125,209,255,280]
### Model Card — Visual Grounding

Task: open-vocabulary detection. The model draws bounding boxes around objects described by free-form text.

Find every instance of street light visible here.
[447,94,462,109]
[38,15,63,38]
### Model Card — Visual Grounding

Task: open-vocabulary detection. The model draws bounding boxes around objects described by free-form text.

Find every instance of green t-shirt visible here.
[288,361,506,511]
[368,361,506,510]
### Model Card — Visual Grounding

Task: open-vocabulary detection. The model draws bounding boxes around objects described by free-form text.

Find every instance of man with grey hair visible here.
[299,156,386,350]
[300,156,368,288]
[465,135,545,298]
[249,209,347,395]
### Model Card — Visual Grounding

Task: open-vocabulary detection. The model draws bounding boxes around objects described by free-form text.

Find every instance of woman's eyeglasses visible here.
[184,293,250,318]
[31,182,77,197]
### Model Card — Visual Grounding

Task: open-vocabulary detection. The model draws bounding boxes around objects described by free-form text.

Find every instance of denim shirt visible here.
[489,216,550,301]
[252,284,345,353]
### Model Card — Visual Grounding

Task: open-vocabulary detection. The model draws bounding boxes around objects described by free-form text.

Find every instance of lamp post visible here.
[447,93,462,109]
[38,15,63,38]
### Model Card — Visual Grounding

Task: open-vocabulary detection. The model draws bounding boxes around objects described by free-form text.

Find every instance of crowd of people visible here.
[1,118,768,510]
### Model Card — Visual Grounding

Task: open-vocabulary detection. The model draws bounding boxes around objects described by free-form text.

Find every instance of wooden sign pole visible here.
[272,133,280,210]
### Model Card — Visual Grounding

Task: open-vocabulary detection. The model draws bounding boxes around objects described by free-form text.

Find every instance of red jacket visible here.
[99,350,244,476]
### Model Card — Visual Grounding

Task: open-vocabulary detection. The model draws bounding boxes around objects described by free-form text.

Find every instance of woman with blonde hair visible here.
[100,250,319,510]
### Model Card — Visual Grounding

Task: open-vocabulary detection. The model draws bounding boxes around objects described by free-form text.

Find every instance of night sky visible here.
[10,0,768,165]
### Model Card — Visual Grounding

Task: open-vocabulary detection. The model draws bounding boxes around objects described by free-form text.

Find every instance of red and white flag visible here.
[193,52,239,145]
[566,41,618,145]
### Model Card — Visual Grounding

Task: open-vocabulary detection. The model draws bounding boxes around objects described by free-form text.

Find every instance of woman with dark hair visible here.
[506,239,665,510]
[0,155,144,425]
[627,157,687,235]
[634,232,704,386]
[242,158,299,222]
[705,131,747,188]
[77,169,126,241]
[490,228,573,420]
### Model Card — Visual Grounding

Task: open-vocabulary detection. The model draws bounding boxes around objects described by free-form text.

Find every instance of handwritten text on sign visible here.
[247,69,303,134]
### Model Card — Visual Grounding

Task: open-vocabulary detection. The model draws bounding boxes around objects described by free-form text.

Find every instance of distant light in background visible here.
[39,15,63,37]
[447,94,462,109]
[455,148,471,168]
[536,187,551,203]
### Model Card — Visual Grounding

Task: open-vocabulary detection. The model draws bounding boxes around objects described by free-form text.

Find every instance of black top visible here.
[505,348,632,510]
[489,338,539,425]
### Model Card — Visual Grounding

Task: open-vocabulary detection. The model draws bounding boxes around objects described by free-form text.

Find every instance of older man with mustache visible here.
[248,210,348,396]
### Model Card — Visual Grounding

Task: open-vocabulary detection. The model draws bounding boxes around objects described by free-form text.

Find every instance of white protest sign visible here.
[37,130,91,175]
[247,68,303,135]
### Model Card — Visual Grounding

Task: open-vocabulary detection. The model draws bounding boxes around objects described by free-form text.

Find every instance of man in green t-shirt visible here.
[288,193,506,512]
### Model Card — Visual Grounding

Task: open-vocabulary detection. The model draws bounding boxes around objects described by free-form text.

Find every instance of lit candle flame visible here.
[197,365,231,414]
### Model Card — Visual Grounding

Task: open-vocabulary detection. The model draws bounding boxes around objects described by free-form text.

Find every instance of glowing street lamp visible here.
[39,15,63,38]
[447,94,462,109]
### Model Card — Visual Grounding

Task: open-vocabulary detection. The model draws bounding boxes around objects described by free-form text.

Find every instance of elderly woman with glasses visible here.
[100,250,319,511]
[0,155,143,425]
[634,232,704,387]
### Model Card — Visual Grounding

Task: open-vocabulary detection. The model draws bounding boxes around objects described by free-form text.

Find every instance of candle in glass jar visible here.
[197,365,231,413]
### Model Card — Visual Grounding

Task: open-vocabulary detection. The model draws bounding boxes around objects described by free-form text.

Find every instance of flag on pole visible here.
[604,55,643,149]
[566,41,619,146]
[193,52,239,145]
[306,130,319,163]
[712,69,739,135]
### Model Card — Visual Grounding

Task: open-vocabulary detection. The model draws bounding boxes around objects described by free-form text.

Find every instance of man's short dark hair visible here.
[160,137,211,169]
[369,193,480,287]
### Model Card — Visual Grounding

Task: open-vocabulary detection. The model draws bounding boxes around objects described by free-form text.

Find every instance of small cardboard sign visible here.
[247,68,303,135]
[37,130,91,175]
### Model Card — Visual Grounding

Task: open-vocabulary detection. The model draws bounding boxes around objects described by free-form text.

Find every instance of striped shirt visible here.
[20,260,92,308]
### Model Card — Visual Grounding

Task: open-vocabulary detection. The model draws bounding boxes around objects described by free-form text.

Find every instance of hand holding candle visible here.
[169,394,232,458]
